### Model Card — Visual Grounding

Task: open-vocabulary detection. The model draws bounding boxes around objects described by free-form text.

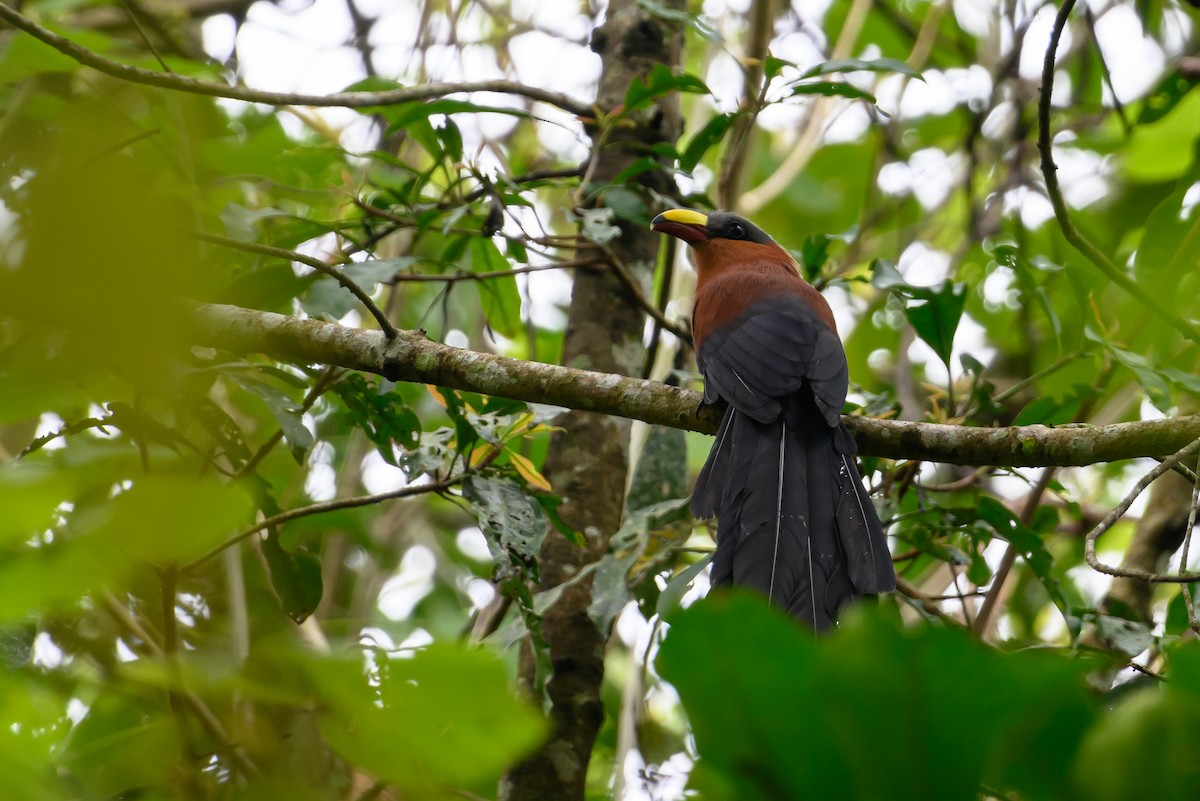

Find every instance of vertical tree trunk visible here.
[502,3,684,799]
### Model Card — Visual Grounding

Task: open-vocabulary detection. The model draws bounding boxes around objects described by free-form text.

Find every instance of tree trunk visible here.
[501,3,684,799]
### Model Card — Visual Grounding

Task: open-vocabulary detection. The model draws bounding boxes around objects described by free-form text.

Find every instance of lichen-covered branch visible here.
[190,303,1200,466]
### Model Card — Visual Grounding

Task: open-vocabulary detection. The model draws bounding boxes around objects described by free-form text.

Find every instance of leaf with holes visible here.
[463,475,547,582]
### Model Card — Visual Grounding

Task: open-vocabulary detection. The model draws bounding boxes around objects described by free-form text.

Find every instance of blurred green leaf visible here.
[624,63,709,113]
[59,695,182,799]
[680,112,737,173]
[262,531,323,624]
[470,238,523,339]
[902,282,966,369]
[312,644,547,794]
[800,56,923,81]
[788,81,877,102]
[659,596,1095,801]
[231,374,314,462]
[975,497,1068,620]
[1137,70,1197,125]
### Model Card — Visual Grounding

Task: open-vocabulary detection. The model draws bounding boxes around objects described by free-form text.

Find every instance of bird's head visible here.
[650,209,778,247]
[650,208,797,286]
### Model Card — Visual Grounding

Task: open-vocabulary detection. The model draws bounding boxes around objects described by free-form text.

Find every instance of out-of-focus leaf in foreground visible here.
[311,643,547,797]
[657,594,1096,801]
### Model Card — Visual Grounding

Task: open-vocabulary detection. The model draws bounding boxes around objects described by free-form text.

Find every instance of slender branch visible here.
[973,467,1056,636]
[19,416,111,458]
[389,259,601,283]
[100,591,261,779]
[196,232,398,338]
[0,4,595,117]
[1037,0,1200,347]
[1084,437,1200,582]
[1178,450,1200,632]
[896,578,964,625]
[598,243,693,345]
[1081,4,1129,134]
[187,302,1200,466]
[238,366,340,476]
[182,472,464,572]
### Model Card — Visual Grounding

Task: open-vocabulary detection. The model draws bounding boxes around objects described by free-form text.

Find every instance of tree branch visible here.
[188,302,1200,466]
[1038,0,1200,347]
[0,4,596,117]
[1084,437,1200,583]
[197,232,398,338]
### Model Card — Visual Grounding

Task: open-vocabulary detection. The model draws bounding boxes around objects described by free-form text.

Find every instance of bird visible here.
[651,208,895,629]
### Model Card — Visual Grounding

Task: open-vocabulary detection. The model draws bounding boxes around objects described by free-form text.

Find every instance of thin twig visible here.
[1038,0,1200,347]
[18,417,111,458]
[182,474,465,573]
[117,0,170,72]
[389,259,601,283]
[100,592,261,778]
[238,366,341,476]
[196,231,398,338]
[1085,437,1200,582]
[1178,450,1200,632]
[1126,661,1167,682]
[599,244,693,344]
[895,578,964,625]
[1082,5,1130,135]
[0,3,596,117]
[973,467,1057,636]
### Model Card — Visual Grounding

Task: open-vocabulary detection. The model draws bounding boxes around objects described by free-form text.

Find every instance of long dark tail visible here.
[693,397,895,629]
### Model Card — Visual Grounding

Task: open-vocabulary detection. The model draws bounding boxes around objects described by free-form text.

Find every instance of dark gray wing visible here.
[698,297,848,428]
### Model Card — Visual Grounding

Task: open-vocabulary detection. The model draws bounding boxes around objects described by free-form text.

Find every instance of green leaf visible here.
[1084,328,1174,411]
[602,186,648,223]
[658,597,1094,801]
[1124,90,1200,182]
[800,57,923,81]
[1135,187,1200,280]
[59,695,182,799]
[635,0,723,44]
[1013,384,1100,426]
[788,81,877,102]
[680,113,737,172]
[0,464,71,547]
[869,258,907,290]
[333,373,421,460]
[763,54,792,80]
[463,475,548,581]
[975,497,1068,619]
[381,99,534,134]
[1137,70,1198,125]
[610,156,666,185]
[302,259,413,320]
[624,63,710,113]
[261,532,323,624]
[588,497,688,630]
[656,552,713,621]
[469,238,523,338]
[1072,684,1200,801]
[312,645,547,794]
[231,374,314,462]
[902,281,966,368]
[1094,614,1155,657]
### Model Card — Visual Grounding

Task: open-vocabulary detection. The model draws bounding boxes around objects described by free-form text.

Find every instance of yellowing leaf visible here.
[470,443,498,467]
[509,451,552,493]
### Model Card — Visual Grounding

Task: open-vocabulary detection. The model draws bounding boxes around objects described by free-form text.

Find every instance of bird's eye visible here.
[726,221,746,238]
